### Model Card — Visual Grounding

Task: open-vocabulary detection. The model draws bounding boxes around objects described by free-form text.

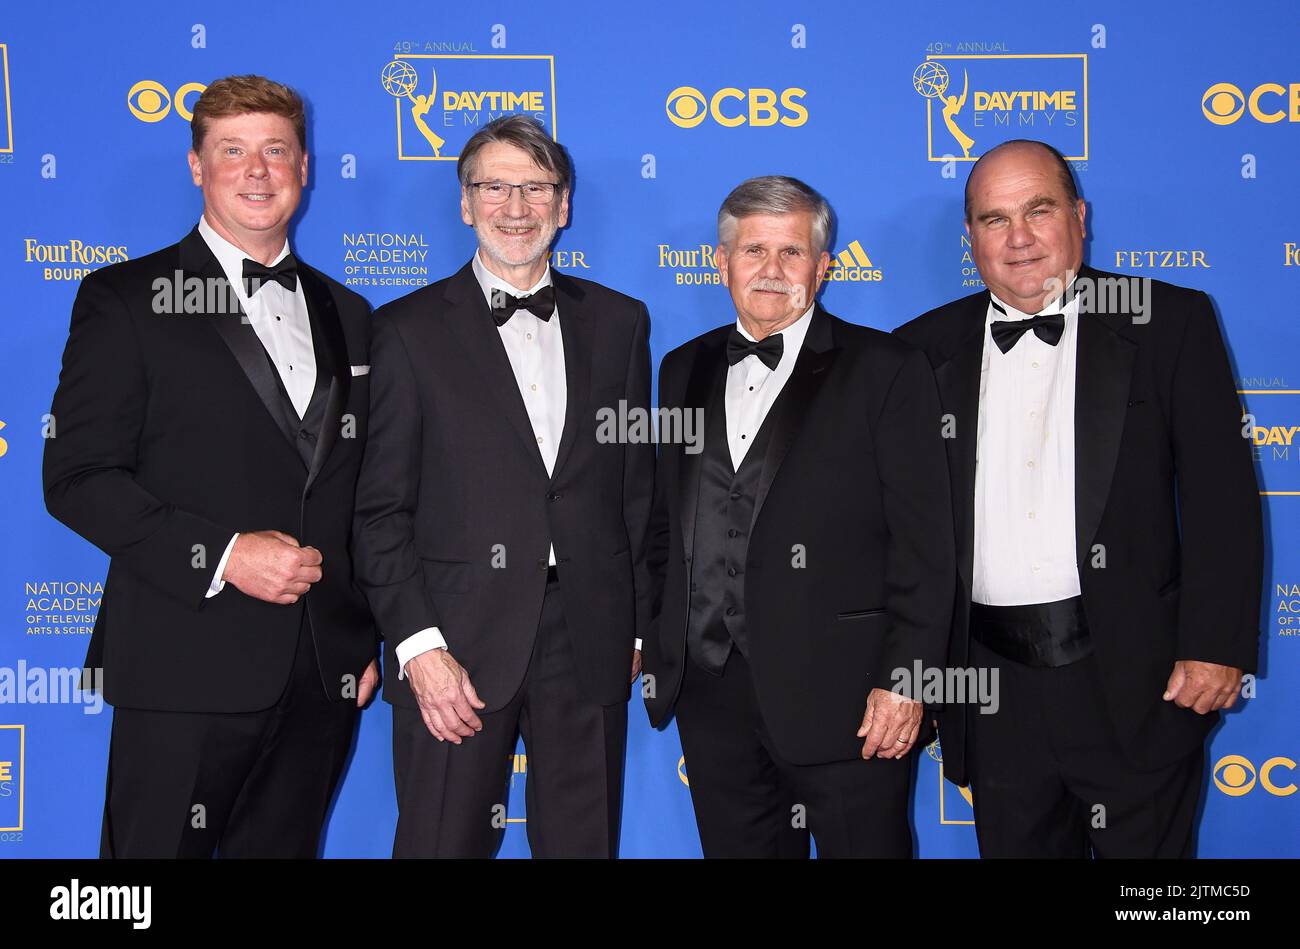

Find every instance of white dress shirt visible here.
[725,305,814,469]
[972,290,1081,606]
[198,216,316,599]
[395,252,569,675]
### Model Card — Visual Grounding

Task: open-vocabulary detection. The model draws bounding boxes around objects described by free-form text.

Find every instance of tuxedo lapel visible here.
[1073,296,1137,570]
[550,271,592,483]
[181,229,301,453]
[298,264,351,492]
[679,329,728,561]
[442,261,550,479]
[932,292,988,590]
[750,307,838,530]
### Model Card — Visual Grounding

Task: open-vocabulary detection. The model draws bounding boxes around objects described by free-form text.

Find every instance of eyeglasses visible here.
[469,180,560,205]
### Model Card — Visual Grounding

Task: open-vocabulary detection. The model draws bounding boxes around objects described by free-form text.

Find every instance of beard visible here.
[474,212,559,271]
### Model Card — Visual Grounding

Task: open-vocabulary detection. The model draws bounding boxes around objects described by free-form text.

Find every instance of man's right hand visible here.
[222,530,323,604]
[406,648,486,744]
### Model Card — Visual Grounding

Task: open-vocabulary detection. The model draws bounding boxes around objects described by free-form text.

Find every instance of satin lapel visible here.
[679,329,728,562]
[442,262,550,479]
[933,293,989,590]
[181,229,299,450]
[550,272,592,483]
[1073,310,1137,569]
[750,308,838,531]
[298,264,350,493]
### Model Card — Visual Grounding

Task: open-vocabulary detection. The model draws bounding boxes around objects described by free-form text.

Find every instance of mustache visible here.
[746,278,794,294]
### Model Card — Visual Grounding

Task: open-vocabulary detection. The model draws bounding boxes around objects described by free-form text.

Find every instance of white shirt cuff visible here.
[205,533,240,599]
[396,627,448,679]
[634,638,642,651]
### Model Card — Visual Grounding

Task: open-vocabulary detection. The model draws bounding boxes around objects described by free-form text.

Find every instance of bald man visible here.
[896,139,1262,858]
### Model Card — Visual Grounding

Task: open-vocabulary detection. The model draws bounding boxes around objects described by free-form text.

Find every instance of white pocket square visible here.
[351,365,370,377]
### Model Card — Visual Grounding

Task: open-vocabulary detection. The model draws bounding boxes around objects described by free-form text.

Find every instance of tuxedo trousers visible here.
[101,611,358,858]
[966,638,1204,858]
[675,649,914,858]
[391,575,628,858]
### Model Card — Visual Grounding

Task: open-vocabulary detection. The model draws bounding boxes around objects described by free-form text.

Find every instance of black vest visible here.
[249,319,331,475]
[686,360,778,674]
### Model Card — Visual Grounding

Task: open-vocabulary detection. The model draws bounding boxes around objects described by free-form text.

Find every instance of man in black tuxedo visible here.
[896,140,1262,857]
[43,76,379,858]
[642,176,955,858]
[353,115,653,858]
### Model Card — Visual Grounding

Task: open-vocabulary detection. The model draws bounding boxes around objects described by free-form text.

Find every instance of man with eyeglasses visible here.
[353,114,654,857]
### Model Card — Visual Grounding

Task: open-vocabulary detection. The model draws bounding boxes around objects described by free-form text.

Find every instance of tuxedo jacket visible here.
[352,261,654,712]
[895,266,1263,787]
[43,227,377,713]
[642,306,957,766]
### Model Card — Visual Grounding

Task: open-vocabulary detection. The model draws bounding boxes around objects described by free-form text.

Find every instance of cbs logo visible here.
[1202,82,1300,125]
[666,86,808,129]
[127,80,207,123]
[1213,754,1296,796]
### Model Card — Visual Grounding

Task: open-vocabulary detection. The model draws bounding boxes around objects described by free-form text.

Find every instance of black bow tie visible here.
[242,256,298,295]
[726,328,784,371]
[490,285,555,326]
[989,300,1065,354]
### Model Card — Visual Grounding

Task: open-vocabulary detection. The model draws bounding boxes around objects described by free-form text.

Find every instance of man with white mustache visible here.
[353,115,655,857]
[641,176,955,857]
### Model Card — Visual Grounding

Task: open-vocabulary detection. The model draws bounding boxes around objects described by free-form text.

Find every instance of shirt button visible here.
[530,383,538,391]
[526,333,533,340]
[536,436,543,444]
[729,492,741,500]
[1028,511,1036,520]
[275,315,282,321]
[727,528,739,538]
[288,365,293,371]
[1029,410,1037,418]
[740,434,747,440]
[1031,361,1040,369]
[1032,564,1041,572]
[748,386,754,391]
[1027,460,1035,469]
[727,567,737,577]
[725,606,737,617]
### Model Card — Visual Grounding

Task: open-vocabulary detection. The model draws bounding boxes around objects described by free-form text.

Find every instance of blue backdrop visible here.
[1,0,1296,858]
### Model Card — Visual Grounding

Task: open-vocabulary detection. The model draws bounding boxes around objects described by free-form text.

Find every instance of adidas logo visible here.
[827,240,883,282]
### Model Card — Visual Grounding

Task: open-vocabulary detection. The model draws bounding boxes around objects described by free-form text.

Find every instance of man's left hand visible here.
[858,688,923,759]
[1163,659,1243,714]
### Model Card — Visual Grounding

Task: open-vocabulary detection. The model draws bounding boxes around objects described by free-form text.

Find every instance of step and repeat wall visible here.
[0,1,1296,858]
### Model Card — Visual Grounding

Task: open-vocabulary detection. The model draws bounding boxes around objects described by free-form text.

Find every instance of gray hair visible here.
[717,175,833,255]
[458,114,572,193]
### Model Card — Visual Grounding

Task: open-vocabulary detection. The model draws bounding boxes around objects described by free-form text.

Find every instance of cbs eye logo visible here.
[666,85,808,129]
[1213,754,1296,796]
[127,80,207,123]
[1202,81,1300,125]
[1202,83,1246,125]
